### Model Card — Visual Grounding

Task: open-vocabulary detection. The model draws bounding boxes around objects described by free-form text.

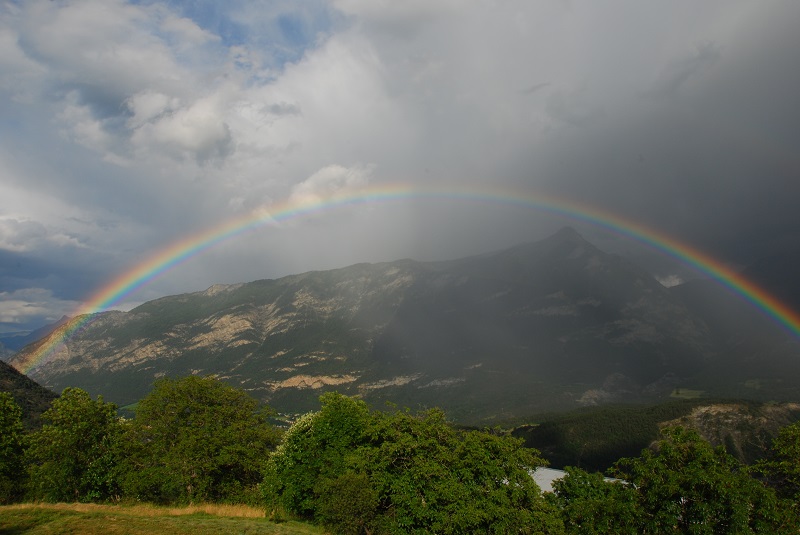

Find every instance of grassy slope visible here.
[0,503,324,535]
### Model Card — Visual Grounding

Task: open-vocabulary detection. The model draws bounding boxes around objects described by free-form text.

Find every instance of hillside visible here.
[0,359,57,429]
[10,228,800,423]
[513,400,800,471]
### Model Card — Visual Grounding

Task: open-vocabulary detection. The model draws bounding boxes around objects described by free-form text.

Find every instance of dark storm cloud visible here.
[534,3,800,264]
[0,249,104,301]
[520,82,550,95]
[646,42,721,99]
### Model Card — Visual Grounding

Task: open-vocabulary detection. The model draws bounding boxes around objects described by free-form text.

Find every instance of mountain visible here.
[9,228,800,423]
[0,359,57,429]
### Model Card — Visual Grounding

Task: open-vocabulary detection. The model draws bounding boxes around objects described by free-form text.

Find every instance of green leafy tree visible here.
[754,421,800,526]
[612,426,789,534]
[0,392,27,503]
[548,467,640,534]
[25,388,121,502]
[263,391,371,517]
[357,408,562,534]
[755,421,800,500]
[265,393,564,534]
[120,375,280,504]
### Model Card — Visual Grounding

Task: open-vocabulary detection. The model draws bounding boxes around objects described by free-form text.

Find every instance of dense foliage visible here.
[616,427,790,533]
[265,392,563,534]
[549,427,798,534]
[5,377,280,505]
[119,376,282,504]
[548,467,640,534]
[0,392,26,503]
[756,420,800,500]
[3,379,800,534]
[25,387,122,502]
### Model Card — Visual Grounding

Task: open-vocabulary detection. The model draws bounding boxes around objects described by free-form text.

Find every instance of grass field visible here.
[0,503,325,535]
[670,388,705,399]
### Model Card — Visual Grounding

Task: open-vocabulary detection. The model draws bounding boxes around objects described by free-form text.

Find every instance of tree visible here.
[25,388,121,502]
[755,421,800,500]
[612,426,789,534]
[120,375,280,504]
[0,392,26,503]
[263,391,371,518]
[355,408,563,534]
[548,467,640,534]
[265,393,564,534]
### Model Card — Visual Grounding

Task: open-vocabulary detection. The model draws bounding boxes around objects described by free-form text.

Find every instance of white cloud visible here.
[0,218,48,252]
[57,91,116,152]
[130,92,233,163]
[125,90,179,128]
[19,0,191,95]
[160,14,220,48]
[0,216,92,253]
[0,4,47,102]
[656,275,685,288]
[290,164,374,205]
[0,289,80,325]
[333,0,458,33]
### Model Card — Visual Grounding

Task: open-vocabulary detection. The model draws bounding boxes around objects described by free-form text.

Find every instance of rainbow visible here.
[18,183,800,374]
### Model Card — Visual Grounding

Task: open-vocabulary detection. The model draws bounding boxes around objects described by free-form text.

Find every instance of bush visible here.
[315,471,379,534]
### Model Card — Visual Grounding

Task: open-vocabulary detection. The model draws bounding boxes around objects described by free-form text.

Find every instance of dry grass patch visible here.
[0,503,323,535]
[128,503,266,518]
[2,502,265,518]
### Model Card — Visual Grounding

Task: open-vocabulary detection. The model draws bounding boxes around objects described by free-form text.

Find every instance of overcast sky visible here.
[1,0,799,333]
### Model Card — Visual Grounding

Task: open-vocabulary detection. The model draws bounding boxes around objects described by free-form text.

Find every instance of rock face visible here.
[662,402,800,464]
[10,228,800,423]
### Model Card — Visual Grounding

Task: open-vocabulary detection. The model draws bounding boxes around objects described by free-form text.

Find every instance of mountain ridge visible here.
[10,228,800,423]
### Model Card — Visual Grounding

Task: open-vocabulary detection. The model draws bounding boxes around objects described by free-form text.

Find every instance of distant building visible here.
[531,467,567,493]
[530,467,624,493]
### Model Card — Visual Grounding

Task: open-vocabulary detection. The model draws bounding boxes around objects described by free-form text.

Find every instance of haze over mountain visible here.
[10,229,800,423]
